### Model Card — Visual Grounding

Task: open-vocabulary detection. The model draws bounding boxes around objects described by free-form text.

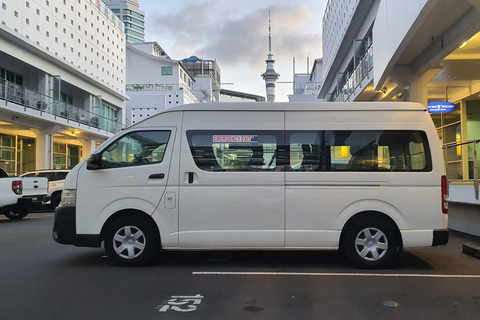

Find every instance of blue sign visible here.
[428,101,456,114]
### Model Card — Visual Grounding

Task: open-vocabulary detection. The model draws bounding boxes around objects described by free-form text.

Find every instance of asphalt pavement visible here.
[1,211,480,320]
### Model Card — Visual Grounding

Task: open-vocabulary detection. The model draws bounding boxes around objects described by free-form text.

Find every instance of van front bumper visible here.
[53,206,101,248]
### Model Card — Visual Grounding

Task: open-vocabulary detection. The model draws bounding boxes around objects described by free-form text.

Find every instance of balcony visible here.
[329,44,373,102]
[126,83,199,104]
[0,79,123,134]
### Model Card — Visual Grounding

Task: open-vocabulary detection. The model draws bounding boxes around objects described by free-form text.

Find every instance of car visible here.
[21,169,70,209]
[0,168,49,220]
[53,102,448,269]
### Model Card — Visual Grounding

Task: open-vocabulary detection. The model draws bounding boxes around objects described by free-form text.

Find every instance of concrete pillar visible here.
[408,68,442,107]
[31,129,51,170]
[390,66,441,107]
[32,124,62,170]
[79,139,97,160]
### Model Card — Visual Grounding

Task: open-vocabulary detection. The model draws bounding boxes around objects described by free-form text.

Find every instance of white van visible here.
[53,102,449,268]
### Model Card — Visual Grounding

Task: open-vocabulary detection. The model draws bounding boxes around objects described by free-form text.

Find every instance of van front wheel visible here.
[104,216,159,267]
[342,218,398,269]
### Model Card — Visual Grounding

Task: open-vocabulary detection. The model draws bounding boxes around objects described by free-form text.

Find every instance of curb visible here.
[463,243,480,259]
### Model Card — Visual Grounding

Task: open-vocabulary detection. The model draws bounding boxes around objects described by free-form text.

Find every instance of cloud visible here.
[147,2,322,73]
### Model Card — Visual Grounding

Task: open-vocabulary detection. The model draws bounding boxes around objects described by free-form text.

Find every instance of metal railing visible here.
[0,79,123,134]
[93,0,124,32]
[126,83,199,104]
[329,44,373,102]
[443,139,479,200]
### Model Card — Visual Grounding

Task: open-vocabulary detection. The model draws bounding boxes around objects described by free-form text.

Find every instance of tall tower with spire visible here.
[261,11,280,102]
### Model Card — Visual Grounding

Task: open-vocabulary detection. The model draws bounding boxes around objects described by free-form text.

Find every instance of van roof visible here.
[162,102,427,113]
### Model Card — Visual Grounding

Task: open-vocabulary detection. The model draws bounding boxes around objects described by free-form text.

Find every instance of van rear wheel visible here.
[342,218,398,269]
[104,216,159,267]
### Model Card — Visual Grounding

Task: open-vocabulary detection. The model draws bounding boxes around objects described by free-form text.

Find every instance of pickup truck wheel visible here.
[104,216,159,267]
[4,206,30,220]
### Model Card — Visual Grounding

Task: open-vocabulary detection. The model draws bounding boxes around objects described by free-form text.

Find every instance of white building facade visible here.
[319,0,480,211]
[126,42,197,125]
[0,0,127,175]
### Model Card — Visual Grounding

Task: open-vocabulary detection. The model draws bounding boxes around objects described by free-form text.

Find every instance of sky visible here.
[139,0,328,102]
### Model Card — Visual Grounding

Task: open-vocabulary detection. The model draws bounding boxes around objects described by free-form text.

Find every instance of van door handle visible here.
[188,172,194,184]
[149,173,165,179]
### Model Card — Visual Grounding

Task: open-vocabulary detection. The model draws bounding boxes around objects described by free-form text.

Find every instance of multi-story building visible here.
[319,0,480,232]
[103,0,145,43]
[126,42,197,125]
[288,58,323,102]
[181,56,221,103]
[0,0,127,175]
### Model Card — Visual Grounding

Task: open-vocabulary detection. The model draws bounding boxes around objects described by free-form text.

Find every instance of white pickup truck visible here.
[0,168,49,220]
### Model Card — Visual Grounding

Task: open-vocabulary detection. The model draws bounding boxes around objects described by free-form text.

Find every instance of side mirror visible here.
[86,153,103,170]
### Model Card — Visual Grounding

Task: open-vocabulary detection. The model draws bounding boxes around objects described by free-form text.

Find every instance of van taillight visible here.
[12,180,22,195]
[441,175,448,214]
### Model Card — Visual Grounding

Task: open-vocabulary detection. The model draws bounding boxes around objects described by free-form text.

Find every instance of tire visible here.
[3,206,30,220]
[104,216,160,267]
[51,194,61,209]
[342,218,399,269]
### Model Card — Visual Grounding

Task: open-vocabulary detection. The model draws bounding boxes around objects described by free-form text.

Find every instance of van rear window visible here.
[325,130,432,172]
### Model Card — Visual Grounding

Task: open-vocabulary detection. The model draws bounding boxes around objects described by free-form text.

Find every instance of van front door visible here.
[178,111,285,248]
[76,129,176,235]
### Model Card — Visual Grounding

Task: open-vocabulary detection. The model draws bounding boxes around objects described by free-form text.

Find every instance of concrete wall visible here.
[373,0,433,89]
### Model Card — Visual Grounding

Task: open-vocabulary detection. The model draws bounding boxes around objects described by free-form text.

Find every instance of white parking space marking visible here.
[156,295,204,313]
[193,272,480,278]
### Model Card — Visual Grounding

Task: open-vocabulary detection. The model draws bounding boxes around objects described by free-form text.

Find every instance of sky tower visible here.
[261,11,280,102]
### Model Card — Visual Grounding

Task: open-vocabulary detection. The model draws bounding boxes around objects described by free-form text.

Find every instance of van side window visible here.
[326,130,432,172]
[187,130,283,171]
[101,131,171,168]
[287,131,323,171]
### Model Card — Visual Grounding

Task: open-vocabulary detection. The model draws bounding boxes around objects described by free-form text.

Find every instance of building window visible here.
[161,66,173,76]
[26,18,29,25]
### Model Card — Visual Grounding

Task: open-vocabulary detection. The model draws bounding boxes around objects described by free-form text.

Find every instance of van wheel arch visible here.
[100,209,161,248]
[339,211,403,268]
[50,191,62,208]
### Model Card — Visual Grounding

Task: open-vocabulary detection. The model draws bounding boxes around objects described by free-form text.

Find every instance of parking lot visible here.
[1,211,480,320]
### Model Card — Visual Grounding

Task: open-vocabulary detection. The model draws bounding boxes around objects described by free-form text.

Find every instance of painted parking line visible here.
[192,272,480,279]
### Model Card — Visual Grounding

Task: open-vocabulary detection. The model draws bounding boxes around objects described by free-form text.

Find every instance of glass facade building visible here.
[104,0,145,43]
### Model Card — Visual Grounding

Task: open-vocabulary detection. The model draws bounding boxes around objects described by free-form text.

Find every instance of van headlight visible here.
[60,189,76,207]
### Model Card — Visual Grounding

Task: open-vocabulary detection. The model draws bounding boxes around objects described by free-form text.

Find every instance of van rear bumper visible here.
[53,206,101,248]
[433,229,449,246]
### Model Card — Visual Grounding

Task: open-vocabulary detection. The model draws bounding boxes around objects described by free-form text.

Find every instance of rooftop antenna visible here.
[269,10,272,53]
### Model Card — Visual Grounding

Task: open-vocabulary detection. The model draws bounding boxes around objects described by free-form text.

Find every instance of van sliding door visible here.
[179,111,285,248]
